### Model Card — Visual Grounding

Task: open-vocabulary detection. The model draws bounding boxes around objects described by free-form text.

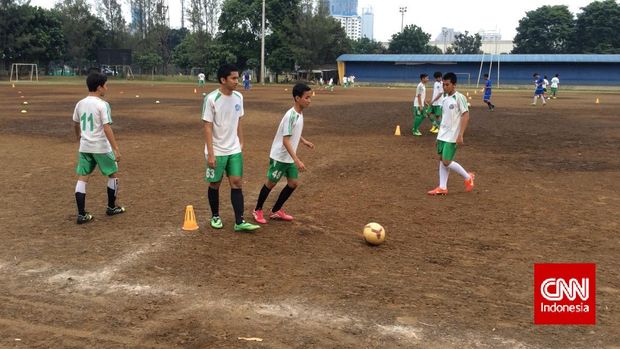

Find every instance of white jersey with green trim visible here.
[437,91,469,143]
[269,107,304,164]
[202,89,244,156]
[432,80,444,106]
[414,82,426,107]
[72,96,113,153]
[551,77,559,88]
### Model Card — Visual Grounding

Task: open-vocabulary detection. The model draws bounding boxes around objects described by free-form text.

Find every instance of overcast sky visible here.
[31,0,596,41]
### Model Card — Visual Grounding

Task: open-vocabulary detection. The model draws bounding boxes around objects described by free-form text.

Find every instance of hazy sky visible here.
[31,0,595,41]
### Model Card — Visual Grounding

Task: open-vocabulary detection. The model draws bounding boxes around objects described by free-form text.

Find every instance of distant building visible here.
[361,7,374,39]
[328,0,358,16]
[334,15,362,41]
[429,28,514,54]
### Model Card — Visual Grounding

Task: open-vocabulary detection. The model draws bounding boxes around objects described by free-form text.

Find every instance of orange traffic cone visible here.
[394,125,401,136]
[182,205,199,231]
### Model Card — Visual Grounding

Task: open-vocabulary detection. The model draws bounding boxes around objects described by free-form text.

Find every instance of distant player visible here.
[72,72,125,224]
[411,73,429,136]
[428,71,443,133]
[198,72,206,88]
[243,71,251,90]
[343,76,349,88]
[483,73,495,111]
[349,75,356,87]
[532,73,546,106]
[550,74,560,99]
[252,83,315,224]
[319,77,324,86]
[427,72,475,196]
[202,63,260,232]
[543,75,550,99]
[327,77,334,92]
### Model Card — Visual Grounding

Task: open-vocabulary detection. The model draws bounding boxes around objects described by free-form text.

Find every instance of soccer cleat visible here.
[427,187,448,196]
[106,206,126,216]
[464,172,476,192]
[234,221,260,232]
[269,210,294,221]
[210,216,223,229]
[412,130,422,137]
[430,125,439,134]
[253,210,267,224]
[77,212,94,224]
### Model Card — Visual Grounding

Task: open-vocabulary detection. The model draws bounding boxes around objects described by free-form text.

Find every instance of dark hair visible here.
[483,73,489,78]
[443,72,457,84]
[544,75,548,79]
[86,72,107,92]
[292,83,311,99]
[217,63,239,84]
[433,71,442,78]
[420,73,428,79]
[533,73,539,77]
[555,73,559,77]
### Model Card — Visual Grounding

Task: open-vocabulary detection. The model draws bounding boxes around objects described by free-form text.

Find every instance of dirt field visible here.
[0,80,618,349]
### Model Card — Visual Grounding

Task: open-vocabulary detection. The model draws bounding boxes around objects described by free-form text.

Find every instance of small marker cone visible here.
[474,90,477,95]
[182,205,199,231]
[466,91,470,97]
[20,109,27,114]
[12,83,15,88]
[468,96,472,100]
[194,88,197,94]
[595,98,600,104]
[394,125,401,136]
[312,91,315,96]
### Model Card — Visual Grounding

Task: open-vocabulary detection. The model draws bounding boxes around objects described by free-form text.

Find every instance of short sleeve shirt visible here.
[202,89,244,156]
[484,79,492,96]
[437,91,469,143]
[414,82,426,107]
[198,73,205,81]
[72,96,113,153]
[270,108,304,163]
[551,77,559,88]
[432,81,444,106]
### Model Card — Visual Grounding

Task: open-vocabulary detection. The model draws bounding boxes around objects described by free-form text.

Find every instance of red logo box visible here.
[534,263,596,325]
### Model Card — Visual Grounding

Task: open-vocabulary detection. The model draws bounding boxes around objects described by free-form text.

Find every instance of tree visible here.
[97,0,127,48]
[388,25,435,54]
[135,52,163,75]
[512,5,574,54]
[572,0,620,53]
[55,0,106,69]
[350,37,386,54]
[447,31,482,54]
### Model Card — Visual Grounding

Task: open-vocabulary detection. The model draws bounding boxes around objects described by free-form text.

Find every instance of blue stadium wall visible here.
[341,61,620,85]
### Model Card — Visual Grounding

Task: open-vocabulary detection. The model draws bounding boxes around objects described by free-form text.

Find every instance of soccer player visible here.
[243,71,251,90]
[427,72,475,196]
[483,73,495,111]
[252,83,315,224]
[550,74,560,98]
[543,75,550,99]
[428,71,443,133]
[72,72,125,224]
[202,63,260,232]
[411,73,429,136]
[532,73,546,106]
[198,72,205,88]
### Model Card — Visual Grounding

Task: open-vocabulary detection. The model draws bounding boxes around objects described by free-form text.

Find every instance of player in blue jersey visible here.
[532,73,546,106]
[483,73,495,111]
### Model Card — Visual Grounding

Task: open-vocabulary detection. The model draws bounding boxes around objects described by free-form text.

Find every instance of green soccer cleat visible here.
[234,221,260,232]
[210,216,223,229]
[77,212,94,225]
[412,129,422,136]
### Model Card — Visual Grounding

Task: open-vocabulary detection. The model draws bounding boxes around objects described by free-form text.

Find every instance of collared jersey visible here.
[198,73,205,81]
[270,107,304,163]
[551,77,559,88]
[437,91,469,143]
[432,80,444,106]
[414,82,426,107]
[484,79,492,97]
[202,89,244,156]
[72,96,113,153]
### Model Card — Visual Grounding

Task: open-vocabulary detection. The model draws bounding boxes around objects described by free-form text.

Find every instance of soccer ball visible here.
[363,222,385,245]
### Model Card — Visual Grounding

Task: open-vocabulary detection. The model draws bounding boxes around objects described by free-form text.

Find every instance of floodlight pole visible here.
[399,7,407,32]
[260,0,266,85]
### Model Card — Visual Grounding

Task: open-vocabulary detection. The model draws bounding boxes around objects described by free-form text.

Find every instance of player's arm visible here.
[103,123,121,162]
[203,121,216,168]
[237,119,244,151]
[300,136,314,149]
[283,136,305,171]
[416,93,423,111]
[73,121,81,141]
[456,111,470,145]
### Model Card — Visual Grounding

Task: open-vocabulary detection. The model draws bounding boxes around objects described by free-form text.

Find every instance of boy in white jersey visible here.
[428,71,443,134]
[72,72,125,224]
[550,74,560,98]
[411,73,429,136]
[427,72,475,196]
[252,83,315,224]
[202,64,260,232]
[198,72,205,87]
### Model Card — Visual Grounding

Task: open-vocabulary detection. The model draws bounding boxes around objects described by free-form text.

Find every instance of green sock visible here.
[413,113,425,131]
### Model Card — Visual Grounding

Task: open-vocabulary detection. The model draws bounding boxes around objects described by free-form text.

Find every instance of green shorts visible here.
[437,140,458,161]
[551,87,558,94]
[205,152,243,182]
[267,158,298,183]
[198,80,205,87]
[76,152,118,176]
[430,105,442,116]
[413,107,425,118]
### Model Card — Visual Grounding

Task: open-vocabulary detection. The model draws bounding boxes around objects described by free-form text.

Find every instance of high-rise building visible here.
[361,7,373,39]
[329,0,358,16]
[333,15,362,41]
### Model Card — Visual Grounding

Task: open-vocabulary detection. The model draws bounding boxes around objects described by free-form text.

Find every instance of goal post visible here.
[455,73,471,89]
[10,63,39,82]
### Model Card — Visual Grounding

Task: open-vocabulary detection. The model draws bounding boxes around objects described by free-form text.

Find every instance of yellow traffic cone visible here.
[182,205,199,231]
[394,125,401,136]
[466,91,470,97]
[312,91,315,96]
[11,83,15,88]
[193,88,197,94]
[595,98,600,104]
[474,90,477,95]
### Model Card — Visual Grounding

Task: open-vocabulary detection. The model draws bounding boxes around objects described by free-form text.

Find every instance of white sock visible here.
[75,180,87,193]
[107,178,118,191]
[533,96,538,104]
[448,161,470,179]
[439,162,449,189]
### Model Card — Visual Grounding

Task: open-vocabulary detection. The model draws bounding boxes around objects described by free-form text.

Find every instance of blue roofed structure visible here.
[335,54,620,85]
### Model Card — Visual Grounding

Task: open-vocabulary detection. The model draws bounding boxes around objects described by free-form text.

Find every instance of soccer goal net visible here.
[10,63,39,82]
[455,73,471,88]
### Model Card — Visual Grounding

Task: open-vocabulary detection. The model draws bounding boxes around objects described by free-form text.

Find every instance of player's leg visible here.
[532,93,538,105]
[412,107,424,136]
[226,153,259,231]
[428,142,449,195]
[270,163,299,221]
[95,152,125,216]
[205,155,227,228]
[253,159,280,224]
[75,152,96,224]
[442,144,474,192]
